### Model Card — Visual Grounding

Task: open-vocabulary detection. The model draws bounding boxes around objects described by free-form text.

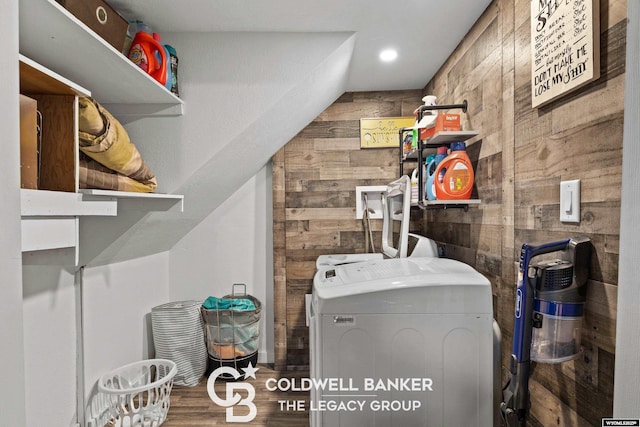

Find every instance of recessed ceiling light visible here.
[379,49,398,62]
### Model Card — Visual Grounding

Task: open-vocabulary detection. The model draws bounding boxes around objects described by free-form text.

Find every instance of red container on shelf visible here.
[128,31,167,86]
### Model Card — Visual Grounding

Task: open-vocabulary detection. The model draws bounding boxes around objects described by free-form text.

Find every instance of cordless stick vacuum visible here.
[500,237,591,426]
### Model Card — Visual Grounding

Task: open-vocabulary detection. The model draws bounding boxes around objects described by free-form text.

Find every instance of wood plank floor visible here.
[163,365,310,426]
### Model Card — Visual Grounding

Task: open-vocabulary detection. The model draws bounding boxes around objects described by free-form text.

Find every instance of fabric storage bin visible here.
[56,0,128,52]
[151,300,208,387]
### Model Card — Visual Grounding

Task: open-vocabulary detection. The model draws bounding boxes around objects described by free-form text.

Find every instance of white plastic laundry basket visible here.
[97,359,177,427]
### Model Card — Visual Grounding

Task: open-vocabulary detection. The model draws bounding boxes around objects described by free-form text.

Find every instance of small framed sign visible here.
[530,0,600,108]
[360,117,415,148]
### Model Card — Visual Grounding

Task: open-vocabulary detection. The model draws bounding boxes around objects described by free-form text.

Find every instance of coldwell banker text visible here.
[266,376,434,413]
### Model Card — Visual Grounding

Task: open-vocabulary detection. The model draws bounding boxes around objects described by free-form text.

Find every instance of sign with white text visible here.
[530,0,600,107]
[206,364,435,423]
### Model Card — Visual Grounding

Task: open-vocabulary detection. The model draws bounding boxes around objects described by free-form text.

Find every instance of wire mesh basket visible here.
[201,284,261,379]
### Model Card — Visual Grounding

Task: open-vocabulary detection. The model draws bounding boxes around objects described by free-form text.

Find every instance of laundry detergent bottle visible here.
[425,158,438,200]
[128,31,167,86]
[165,44,179,96]
[152,33,173,91]
[411,168,420,203]
[426,146,448,200]
[411,157,430,203]
[434,142,474,200]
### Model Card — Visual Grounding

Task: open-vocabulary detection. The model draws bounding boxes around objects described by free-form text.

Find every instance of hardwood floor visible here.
[163,365,310,426]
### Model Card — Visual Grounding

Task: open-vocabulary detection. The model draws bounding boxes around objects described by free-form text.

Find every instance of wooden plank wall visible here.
[272,91,423,369]
[422,0,626,425]
[272,0,626,423]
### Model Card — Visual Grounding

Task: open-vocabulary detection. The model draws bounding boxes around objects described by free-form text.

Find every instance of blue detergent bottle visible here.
[165,44,179,96]
[426,146,448,200]
[162,43,173,91]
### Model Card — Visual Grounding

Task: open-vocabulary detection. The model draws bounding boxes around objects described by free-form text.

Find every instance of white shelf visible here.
[425,130,479,146]
[20,189,184,259]
[21,189,117,217]
[79,189,183,200]
[79,189,184,212]
[21,188,184,216]
[19,0,183,116]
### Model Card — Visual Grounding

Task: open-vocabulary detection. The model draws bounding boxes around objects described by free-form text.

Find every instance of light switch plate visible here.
[560,179,580,223]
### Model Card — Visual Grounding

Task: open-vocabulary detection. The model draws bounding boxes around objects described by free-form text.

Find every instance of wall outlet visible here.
[560,179,580,223]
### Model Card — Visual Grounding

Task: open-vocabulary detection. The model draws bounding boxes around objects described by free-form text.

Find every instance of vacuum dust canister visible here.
[529,239,591,363]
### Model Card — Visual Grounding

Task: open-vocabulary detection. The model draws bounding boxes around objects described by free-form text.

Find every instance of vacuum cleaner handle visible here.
[501,238,571,426]
[512,239,571,362]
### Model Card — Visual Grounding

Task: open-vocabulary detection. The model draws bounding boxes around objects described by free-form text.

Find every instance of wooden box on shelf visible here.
[19,56,89,193]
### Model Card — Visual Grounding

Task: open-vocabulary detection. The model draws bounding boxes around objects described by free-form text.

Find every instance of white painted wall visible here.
[22,263,77,427]
[90,31,354,265]
[113,32,353,366]
[81,252,170,402]
[0,0,26,425]
[170,165,274,362]
[614,0,640,416]
[124,31,353,192]
[20,250,172,426]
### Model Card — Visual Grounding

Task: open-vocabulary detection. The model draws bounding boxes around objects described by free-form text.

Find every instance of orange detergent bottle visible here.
[434,142,474,200]
[128,31,167,86]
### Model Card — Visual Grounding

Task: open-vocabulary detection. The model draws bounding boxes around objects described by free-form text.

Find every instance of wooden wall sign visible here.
[360,116,415,148]
[530,0,600,108]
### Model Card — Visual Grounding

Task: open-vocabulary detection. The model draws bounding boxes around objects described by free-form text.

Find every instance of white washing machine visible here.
[309,256,495,427]
[308,176,499,426]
